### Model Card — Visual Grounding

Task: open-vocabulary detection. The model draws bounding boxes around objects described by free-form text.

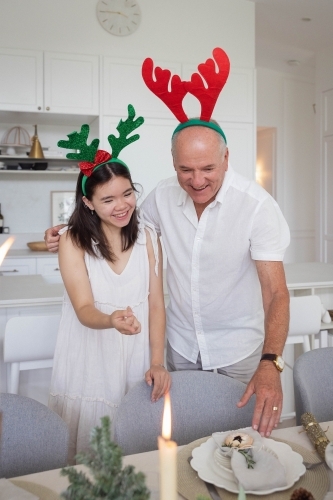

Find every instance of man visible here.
[45,122,290,437]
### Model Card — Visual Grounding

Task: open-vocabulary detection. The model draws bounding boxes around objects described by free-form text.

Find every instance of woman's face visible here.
[83,176,136,230]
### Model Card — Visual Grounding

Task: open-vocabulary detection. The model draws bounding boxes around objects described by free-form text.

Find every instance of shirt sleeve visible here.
[250,197,290,261]
[139,188,162,236]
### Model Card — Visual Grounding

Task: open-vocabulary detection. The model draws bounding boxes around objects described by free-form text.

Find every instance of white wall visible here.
[0,0,255,237]
[257,67,316,263]
[0,0,254,67]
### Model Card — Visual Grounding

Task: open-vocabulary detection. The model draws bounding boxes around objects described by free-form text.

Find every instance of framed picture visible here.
[51,191,75,226]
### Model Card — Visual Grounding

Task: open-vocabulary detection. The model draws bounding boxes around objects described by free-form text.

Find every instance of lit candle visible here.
[158,392,177,500]
[0,236,15,266]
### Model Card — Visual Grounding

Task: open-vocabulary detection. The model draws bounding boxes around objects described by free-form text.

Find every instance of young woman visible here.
[48,161,170,463]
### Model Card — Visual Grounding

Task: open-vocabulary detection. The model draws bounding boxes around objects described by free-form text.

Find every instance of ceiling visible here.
[249,0,333,77]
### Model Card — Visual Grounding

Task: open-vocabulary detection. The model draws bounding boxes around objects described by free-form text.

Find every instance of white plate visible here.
[190,436,306,495]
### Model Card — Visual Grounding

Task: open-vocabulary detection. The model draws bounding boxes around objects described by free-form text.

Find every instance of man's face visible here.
[172,126,229,207]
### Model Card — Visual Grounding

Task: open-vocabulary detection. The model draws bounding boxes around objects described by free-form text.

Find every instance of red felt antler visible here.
[142,58,188,123]
[185,48,230,122]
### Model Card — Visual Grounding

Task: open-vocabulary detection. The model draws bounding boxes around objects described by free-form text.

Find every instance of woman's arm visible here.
[59,231,140,334]
[144,231,171,401]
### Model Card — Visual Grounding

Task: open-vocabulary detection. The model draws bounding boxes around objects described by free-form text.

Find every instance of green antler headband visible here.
[57,104,144,196]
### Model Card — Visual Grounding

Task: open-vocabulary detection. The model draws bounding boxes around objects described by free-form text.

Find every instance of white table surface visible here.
[0,274,64,307]
[12,421,333,500]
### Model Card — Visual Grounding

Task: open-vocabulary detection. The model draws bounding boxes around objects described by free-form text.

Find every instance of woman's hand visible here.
[110,306,141,335]
[145,365,171,402]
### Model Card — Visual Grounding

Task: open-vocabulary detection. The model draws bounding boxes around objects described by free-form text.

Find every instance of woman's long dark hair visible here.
[68,162,139,262]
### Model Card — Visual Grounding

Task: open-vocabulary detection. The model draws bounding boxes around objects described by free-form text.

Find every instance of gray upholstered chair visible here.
[293,347,333,425]
[0,393,69,478]
[114,370,255,455]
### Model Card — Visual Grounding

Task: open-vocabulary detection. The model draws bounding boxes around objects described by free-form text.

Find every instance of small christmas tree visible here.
[61,416,150,500]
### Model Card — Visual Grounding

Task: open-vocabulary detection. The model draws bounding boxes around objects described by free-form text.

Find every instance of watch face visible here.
[97,0,141,36]
[276,356,284,370]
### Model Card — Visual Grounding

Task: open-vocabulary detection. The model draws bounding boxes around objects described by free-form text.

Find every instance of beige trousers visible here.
[166,341,263,385]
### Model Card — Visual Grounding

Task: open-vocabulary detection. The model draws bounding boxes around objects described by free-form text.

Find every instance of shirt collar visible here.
[177,165,235,207]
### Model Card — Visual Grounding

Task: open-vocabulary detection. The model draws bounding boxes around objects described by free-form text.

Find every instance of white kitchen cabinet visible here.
[44,52,99,115]
[36,256,61,281]
[0,48,99,115]
[0,48,43,112]
[2,254,62,282]
[0,258,36,276]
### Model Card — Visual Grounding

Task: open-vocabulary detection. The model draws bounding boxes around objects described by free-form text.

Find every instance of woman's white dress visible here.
[49,225,157,462]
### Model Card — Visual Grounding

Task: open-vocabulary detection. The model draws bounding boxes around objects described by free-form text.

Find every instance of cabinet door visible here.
[0,48,43,112]
[44,52,99,115]
[36,257,61,278]
[1,258,36,275]
[103,57,182,119]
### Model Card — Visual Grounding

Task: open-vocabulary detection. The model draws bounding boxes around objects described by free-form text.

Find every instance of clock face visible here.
[97,0,141,36]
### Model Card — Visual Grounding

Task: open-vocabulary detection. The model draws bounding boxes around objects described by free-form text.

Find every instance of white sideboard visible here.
[1,249,61,282]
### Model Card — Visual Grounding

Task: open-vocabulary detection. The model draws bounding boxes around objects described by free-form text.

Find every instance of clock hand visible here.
[99,10,128,17]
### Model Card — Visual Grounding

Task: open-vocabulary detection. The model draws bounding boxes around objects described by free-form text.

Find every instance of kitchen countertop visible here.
[6,249,54,259]
[0,274,64,307]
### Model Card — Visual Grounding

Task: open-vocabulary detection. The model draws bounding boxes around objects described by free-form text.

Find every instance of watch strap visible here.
[260,353,277,362]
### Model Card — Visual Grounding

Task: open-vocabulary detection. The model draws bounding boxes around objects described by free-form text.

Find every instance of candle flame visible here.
[162,392,172,440]
[0,236,15,266]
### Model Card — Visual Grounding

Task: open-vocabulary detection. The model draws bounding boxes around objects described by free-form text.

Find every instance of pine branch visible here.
[61,416,150,500]
[57,124,100,162]
[107,105,144,158]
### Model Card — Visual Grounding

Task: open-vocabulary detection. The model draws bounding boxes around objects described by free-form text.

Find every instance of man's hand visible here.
[44,225,65,253]
[145,365,171,402]
[110,306,141,335]
[237,361,282,436]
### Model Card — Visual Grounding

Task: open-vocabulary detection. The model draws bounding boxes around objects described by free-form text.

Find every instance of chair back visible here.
[0,393,69,478]
[293,347,333,425]
[114,370,255,455]
[289,296,321,337]
[4,315,61,363]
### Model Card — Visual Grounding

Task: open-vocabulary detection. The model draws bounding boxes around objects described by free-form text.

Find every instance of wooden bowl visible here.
[27,241,47,251]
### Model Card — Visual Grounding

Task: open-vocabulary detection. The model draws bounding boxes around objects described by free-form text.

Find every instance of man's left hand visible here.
[237,361,282,436]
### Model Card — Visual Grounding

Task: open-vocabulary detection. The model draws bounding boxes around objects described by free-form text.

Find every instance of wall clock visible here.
[96,0,141,36]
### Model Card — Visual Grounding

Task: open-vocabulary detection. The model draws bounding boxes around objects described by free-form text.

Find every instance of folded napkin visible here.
[0,479,39,500]
[325,442,333,471]
[212,428,287,492]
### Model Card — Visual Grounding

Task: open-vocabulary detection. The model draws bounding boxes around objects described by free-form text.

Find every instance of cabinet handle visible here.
[1,269,19,273]
[46,107,50,111]
[38,106,41,110]
[54,267,60,271]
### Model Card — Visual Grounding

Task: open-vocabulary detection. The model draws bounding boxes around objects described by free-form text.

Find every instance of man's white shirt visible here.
[141,167,290,370]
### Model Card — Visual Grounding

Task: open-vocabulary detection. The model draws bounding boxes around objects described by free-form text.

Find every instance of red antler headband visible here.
[57,104,144,196]
[142,47,230,142]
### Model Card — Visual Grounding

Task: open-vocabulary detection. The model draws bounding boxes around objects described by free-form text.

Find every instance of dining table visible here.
[11,421,333,500]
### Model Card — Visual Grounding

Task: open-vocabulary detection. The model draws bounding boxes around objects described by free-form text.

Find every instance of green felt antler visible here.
[108,104,144,158]
[57,124,99,162]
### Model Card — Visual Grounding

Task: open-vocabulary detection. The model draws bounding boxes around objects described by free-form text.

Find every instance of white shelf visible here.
[0,169,78,175]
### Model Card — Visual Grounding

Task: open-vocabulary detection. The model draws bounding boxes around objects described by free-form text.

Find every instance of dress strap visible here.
[58,225,69,235]
[138,210,159,276]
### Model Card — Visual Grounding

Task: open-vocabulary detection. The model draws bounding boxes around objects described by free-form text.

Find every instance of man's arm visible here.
[44,224,66,253]
[237,260,290,437]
